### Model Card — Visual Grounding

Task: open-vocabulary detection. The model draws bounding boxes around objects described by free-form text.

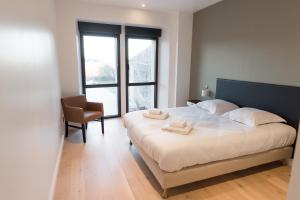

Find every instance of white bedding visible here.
[123,106,296,172]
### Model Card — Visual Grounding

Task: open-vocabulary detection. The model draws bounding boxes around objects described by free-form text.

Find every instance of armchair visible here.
[61,95,104,143]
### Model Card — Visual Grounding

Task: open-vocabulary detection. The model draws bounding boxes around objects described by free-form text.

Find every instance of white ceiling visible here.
[80,0,223,13]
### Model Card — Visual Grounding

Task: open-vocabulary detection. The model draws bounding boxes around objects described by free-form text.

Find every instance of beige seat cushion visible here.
[84,111,102,122]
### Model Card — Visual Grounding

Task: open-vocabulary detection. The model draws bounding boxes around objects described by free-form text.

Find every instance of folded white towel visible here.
[148,109,161,115]
[169,120,186,128]
[162,122,193,135]
[143,112,169,120]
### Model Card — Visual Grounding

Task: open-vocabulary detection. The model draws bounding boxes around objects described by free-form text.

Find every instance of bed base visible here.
[161,189,168,198]
[129,138,293,198]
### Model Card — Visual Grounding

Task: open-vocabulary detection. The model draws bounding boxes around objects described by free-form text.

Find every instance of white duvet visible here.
[123,106,296,172]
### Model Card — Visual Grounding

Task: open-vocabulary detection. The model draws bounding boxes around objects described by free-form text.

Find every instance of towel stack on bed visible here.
[143,109,169,120]
[162,120,193,135]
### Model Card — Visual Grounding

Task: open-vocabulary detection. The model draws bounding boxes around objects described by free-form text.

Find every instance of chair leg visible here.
[85,123,88,130]
[81,124,86,143]
[65,121,69,138]
[101,117,104,134]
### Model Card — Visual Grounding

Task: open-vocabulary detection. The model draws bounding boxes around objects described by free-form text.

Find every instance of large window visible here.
[79,22,121,118]
[78,23,161,115]
[125,26,161,112]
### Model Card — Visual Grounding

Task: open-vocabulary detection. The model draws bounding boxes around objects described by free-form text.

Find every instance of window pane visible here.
[83,35,117,85]
[128,38,156,83]
[86,87,118,116]
[128,85,154,112]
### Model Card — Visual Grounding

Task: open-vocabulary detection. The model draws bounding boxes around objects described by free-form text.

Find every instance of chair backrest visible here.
[61,95,87,111]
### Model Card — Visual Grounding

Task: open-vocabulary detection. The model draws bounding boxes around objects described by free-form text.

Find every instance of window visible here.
[125,26,161,112]
[78,22,121,118]
[78,23,161,115]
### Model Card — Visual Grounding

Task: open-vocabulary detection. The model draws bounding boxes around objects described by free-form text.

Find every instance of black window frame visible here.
[78,22,121,118]
[125,26,161,113]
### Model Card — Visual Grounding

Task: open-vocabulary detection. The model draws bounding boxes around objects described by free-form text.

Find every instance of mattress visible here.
[123,105,296,172]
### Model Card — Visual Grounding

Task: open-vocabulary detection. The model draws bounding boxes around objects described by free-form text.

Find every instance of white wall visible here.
[175,12,193,107]
[0,0,62,200]
[55,0,193,112]
[288,124,300,200]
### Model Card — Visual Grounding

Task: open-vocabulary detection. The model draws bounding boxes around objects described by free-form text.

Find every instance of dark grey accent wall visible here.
[190,0,300,98]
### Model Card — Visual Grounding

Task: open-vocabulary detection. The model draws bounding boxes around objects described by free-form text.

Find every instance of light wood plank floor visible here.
[54,119,291,200]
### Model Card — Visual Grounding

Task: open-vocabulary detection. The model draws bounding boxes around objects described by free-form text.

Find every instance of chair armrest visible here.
[86,102,104,113]
[64,106,84,123]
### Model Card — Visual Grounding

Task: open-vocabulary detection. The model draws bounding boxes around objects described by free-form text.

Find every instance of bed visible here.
[123,79,300,198]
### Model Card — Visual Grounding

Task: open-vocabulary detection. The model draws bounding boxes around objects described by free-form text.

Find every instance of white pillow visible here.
[197,99,239,115]
[223,107,286,127]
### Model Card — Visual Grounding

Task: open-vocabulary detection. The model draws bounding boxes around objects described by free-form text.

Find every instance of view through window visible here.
[79,22,160,117]
[127,38,157,112]
[82,35,120,117]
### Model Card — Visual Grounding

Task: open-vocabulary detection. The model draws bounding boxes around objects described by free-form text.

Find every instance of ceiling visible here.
[80,0,223,13]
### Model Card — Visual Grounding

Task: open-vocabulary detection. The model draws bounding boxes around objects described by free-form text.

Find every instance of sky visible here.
[83,35,154,66]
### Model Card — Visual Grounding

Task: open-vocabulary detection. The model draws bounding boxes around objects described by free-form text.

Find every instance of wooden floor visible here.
[54,118,291,200]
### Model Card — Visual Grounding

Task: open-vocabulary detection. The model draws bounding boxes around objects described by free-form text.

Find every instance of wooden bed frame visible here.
[126,79,300,198]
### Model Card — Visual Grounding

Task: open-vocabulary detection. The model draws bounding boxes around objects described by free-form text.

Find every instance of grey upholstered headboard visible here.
[216,78,300,131]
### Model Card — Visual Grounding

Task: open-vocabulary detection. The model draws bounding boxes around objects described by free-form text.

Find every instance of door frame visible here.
[79,32,121,118]
[125,35,159,113]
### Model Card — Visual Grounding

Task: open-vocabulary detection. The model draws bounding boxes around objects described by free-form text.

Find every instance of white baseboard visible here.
[48,134,64,200]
